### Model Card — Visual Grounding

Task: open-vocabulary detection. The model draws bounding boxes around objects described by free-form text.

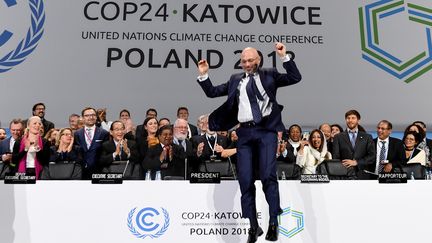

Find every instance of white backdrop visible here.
[1,0,432,129]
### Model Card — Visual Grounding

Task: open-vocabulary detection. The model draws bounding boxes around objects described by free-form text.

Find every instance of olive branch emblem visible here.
[0,0,45,73]
[127,207,170,239]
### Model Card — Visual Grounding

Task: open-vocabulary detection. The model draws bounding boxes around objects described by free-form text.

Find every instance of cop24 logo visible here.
[278,207,304,238]
[127,207,170,239]
[0,0,45,73]
[359,0,432,83]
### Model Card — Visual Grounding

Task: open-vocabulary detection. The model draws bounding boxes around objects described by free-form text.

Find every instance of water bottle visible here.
[281,171,287,180]
[155,171,161,180]
[410,171,415,180]
[145,170,151,181]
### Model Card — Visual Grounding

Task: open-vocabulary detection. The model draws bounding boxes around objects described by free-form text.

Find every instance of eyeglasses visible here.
[175,126,188,130]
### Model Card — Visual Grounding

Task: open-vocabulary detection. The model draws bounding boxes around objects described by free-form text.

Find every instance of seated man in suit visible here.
[144,125,186,179]
[74,107,109,179]
[373,120,405,174]
[1,119,24,165]
[99,120,139,173]
[173,118,198,176]
[332,110,376,179]
[195,127,229,163]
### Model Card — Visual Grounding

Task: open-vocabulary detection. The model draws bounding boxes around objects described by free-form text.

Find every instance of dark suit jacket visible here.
[426,138,432,161]
[74,126,109,171]
[276,144,296,164]
[194,134,228,162]
[332,131,376,179]
[143,143,186,178]
[49,145,83,163]
[373,137,405,171]
[188,123,198,138]
[99,139,139,168]
[174,138,199,175]
[198,60,302,132]
[0,137,13,157]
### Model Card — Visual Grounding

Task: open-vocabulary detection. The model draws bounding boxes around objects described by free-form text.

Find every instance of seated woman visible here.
[49,128,82,163]
[12,116,50,179]
[275,124,301,163]
[99,121,139,170]
[137,117,159,161]
[287,124,302,156]
[296,129,332,174]
[403,131,426,166]
[44,128,59,147]
[405,124,429,164]
[143,125,186,179]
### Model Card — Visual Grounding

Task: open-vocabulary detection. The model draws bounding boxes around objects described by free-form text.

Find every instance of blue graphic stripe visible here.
[293,212,304,228]
[408,10,432,21]
[427,28,432,54]
[0,30,13,47]
[365,1,403,63]
[5,0,17,7]
[380,7,405,19]
[363,53,432,79]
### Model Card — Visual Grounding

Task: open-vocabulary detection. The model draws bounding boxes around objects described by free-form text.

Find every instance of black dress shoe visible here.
[265,223,279,241]
[247,226,263,243]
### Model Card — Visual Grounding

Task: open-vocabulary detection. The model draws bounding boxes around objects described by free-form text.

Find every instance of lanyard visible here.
[85,128,93,144]
[206,135,217,155]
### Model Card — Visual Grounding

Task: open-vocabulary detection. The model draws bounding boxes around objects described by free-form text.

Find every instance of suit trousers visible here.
[236,125,281,219]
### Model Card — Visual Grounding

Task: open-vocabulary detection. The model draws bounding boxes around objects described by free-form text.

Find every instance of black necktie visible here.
[246,75,263,123]
[178,139,185,151]
[379,141,386,173]
[209,136,215,145]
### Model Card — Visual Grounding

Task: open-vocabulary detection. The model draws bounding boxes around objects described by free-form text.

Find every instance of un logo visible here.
[359,0,432,83]
[0,0,45,73]
[127,207,170,239]
[278,207,304,238]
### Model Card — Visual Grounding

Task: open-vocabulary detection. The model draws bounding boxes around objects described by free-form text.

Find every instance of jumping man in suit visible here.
[196,43,302,243]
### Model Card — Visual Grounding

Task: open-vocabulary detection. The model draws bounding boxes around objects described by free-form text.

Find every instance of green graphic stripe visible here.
[372,0,405,44]
[359,7,427,71]
[405,63,432,83]
[409,16,432,26]
[407,3,432,14]
[291,228,304,237]
[359,8,366,50]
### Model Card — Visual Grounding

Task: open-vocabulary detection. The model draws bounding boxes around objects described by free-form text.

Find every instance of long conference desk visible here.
[1,181,431,243]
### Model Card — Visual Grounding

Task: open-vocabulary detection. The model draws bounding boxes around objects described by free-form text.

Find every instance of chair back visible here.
[401,163,426,179]
[0,162,12,179]
[101,161,141,179]
[40,161,82,180]
[316,159,357,180]
[199,158,237,180]
[276,161,301,180]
